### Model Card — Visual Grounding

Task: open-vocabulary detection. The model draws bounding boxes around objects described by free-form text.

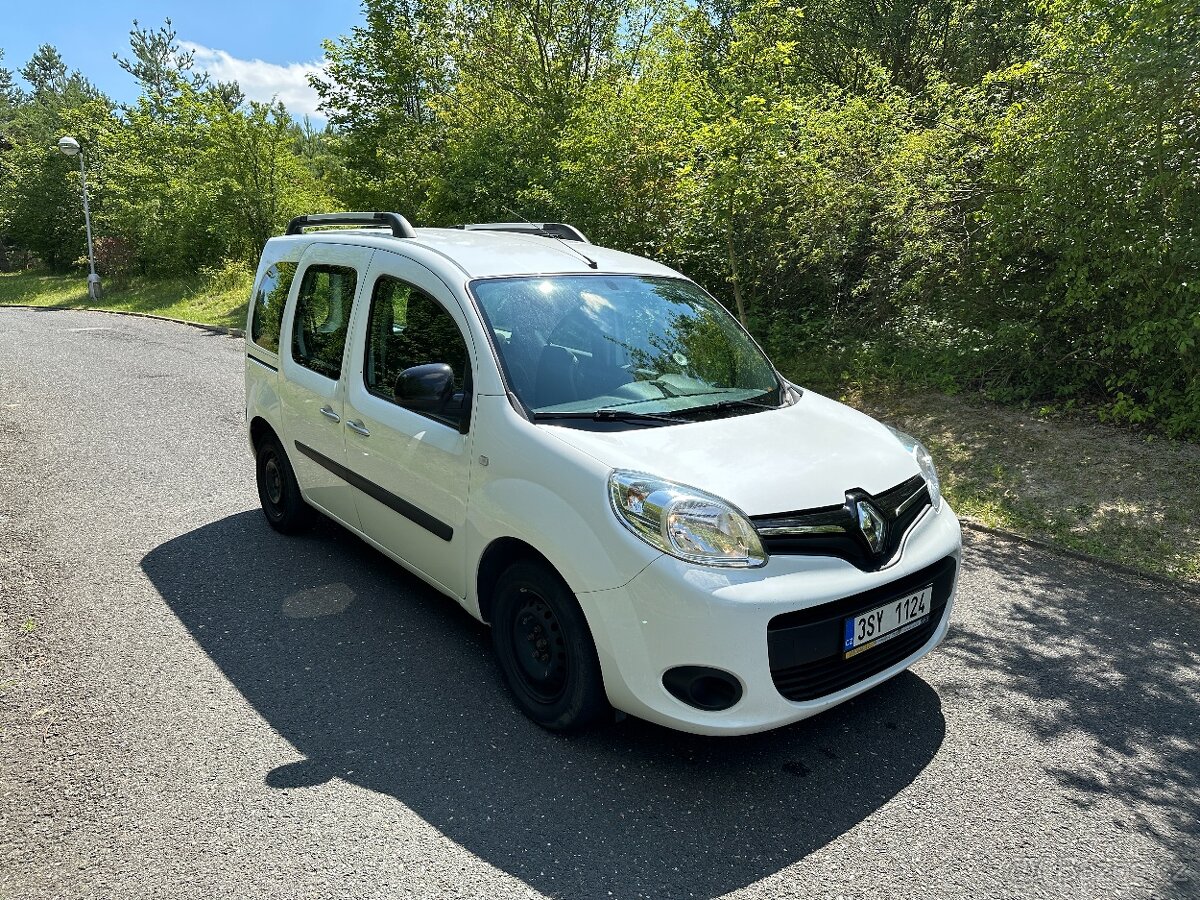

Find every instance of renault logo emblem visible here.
[856,500,888,554]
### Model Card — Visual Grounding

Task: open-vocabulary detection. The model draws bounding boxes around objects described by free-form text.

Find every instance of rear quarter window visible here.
[250,262,298,354]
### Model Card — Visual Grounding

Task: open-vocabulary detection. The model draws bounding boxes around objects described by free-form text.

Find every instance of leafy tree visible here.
[312,0,664,221]
[975,0,1199,435]
[0,49,23,123]
[114,19,210,119]
[310,0,453,211]
[97,80,205,272]
[198,98,334,262]
[451,0,657,127]
[100,82,334,273]
[20,45,69,101]
[556,29,706,257]
[0,46,113,271]
[85,18,336,274]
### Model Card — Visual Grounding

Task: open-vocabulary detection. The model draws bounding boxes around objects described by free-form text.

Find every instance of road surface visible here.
[1,308,1196,899]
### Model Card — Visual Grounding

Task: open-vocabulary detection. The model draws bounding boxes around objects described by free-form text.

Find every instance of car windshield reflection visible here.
[470,275,782,419]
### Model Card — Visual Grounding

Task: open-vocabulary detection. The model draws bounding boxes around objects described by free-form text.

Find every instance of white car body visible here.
[244,216,962,736]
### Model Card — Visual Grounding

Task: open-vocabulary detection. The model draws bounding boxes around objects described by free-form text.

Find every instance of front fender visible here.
[464,396,662,615]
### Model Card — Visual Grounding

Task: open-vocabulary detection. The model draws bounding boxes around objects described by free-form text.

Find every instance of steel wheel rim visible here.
[264,455,283,506]
[510,589,569,703]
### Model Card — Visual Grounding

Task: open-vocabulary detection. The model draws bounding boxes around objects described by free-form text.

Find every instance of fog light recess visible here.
[662,666,743,712]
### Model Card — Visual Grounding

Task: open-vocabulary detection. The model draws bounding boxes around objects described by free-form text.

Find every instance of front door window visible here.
[364,275,471,430]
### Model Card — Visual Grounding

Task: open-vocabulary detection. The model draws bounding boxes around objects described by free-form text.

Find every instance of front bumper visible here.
[577,504,962,735]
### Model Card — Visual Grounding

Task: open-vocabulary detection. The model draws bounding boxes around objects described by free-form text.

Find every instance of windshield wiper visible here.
[534,408,688,425]
[671,389,784,412]
[718,396,784,411]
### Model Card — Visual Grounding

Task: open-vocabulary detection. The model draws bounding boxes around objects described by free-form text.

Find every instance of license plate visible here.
[843,585,933,659]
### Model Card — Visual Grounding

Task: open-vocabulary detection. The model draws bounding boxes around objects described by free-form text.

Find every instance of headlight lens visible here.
[887,427,943,512]
[608,471,767,567]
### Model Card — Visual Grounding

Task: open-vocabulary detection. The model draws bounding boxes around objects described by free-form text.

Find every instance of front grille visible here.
[767,556,956,702]
[751,474,931,571]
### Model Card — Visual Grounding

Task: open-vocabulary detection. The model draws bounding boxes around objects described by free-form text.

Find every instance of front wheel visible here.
[491,561,609,732]
[255,435,311,534]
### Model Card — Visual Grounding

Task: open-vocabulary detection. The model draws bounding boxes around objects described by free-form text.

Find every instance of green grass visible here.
[0,265,252,329]
[845,386,1200,585]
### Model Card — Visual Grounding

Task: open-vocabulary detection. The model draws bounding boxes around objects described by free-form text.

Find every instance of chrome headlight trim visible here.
[887,426,943,513]
[608,470,768,568]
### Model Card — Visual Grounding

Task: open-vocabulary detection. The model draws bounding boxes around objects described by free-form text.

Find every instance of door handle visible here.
[319,405,341,423]
[346,419,371,437]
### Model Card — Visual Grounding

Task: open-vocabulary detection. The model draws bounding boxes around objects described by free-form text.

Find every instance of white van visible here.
[244,212,961,735]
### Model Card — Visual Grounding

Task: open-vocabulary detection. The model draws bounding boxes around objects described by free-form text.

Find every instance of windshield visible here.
[471,275,781,420]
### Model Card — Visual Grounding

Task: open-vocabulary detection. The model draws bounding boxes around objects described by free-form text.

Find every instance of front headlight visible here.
[887,427,943,512]
[608,471,767,568]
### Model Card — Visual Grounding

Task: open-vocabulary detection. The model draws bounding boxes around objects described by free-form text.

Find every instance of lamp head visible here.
[57,136,81,157]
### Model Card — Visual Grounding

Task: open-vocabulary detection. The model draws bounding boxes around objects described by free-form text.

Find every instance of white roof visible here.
[268,226,682,281]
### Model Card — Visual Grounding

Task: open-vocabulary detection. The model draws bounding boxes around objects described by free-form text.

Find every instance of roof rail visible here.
[286,212,417,239]
[456,222,591,243]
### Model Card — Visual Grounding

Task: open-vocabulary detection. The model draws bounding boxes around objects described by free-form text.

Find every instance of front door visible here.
[278,243,374,529]
[342,252,476,597]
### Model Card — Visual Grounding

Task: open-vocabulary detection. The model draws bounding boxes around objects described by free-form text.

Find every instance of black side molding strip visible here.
[247,354,278,372]
[294,441,453,541]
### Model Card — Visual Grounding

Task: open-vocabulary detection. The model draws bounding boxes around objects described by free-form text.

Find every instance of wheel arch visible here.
[475,537,560,625]
[249,415,280,453]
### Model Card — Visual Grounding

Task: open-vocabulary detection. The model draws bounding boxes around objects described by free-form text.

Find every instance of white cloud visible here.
[182,42,326,122]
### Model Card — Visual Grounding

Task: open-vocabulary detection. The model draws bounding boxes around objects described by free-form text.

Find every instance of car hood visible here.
[541,390,920,516]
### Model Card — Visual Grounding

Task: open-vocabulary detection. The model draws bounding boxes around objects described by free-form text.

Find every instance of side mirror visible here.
[394,363,455,413]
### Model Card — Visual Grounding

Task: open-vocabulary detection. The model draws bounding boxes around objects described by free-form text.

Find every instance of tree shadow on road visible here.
[943,538,1200,897]
[143,510,945,899]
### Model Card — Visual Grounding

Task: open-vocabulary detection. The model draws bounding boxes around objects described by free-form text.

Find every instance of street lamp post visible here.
[56,136,101,300]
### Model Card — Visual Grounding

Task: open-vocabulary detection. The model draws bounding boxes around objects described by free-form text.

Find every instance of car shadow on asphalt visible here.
[142,510,945,899]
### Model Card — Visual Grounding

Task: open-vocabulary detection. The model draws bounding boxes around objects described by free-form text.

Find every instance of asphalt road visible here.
[1,307,1197,900]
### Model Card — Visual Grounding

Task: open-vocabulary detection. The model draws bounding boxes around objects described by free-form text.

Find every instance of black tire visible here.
[255,434,311,534]
[491,560,610,732]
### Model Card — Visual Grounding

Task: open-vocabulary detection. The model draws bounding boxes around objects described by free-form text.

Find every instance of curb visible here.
[2,303,245,338]
[958,518,1200,597]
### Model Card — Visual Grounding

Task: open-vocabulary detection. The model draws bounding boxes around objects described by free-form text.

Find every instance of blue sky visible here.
[2,1,366,121]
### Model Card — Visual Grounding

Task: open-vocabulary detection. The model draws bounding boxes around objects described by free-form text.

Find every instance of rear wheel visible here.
[255,435,310,534]
[491,560,609,732]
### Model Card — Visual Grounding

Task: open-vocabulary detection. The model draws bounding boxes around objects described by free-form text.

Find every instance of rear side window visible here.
[250,261,297,353]
[292,264,358,379]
